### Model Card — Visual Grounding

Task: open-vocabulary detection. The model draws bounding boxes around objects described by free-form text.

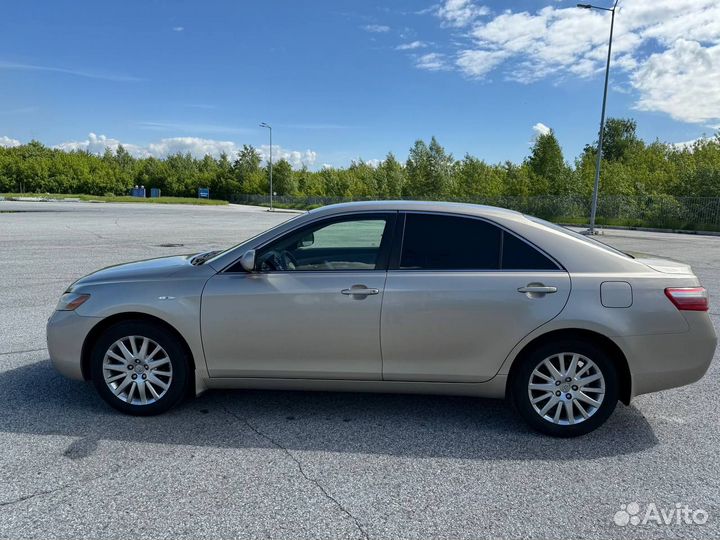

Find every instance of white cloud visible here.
[466,7,617,82]
[437,0,489,28]
[257,145,317,168]
[671,137,706,151]
[362,24,390,33]
[0,106,38,115]
[138,121,251,135]
[48,133,317,167]
[54,133,148,156]
[416,52,451,71]
[147,138,239,159]
[0,60,141,82]
[172,26,184,32]
[456,49,508,78]
[396,41,427,50]
[0,135,21,148]
[532,122,551,138]
[414,0,720,124]
[184,103,217,110]
[632,40,720,123]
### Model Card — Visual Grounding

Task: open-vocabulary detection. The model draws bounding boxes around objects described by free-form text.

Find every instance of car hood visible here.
[72,254,198,287]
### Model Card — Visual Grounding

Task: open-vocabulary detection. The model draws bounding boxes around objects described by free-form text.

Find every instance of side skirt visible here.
[199,375,508,399]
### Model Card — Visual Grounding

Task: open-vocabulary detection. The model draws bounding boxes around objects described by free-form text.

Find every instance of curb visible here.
[559,223,720,237]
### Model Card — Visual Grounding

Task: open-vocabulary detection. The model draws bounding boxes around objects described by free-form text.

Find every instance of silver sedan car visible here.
[48,201,717,436]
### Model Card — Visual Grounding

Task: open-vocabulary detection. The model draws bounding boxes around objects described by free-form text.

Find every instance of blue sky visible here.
[1,0,718,168]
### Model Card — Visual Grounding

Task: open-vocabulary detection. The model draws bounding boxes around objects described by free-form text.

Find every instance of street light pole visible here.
[259,122,273,211]
[578,1,618,235]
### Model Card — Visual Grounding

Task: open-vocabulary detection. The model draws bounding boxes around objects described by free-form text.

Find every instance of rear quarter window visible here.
[501,232,559,270]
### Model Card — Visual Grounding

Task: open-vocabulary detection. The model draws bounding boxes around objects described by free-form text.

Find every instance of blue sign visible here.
[198,187,210,199]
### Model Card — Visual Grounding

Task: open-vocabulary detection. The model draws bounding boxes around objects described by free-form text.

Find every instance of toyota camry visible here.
[47,201,717,436]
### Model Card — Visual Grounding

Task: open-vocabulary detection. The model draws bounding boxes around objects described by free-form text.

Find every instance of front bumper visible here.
[46,310,101,380]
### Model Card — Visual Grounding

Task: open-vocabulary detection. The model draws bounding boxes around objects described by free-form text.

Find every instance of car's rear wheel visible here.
[511,339,618,437]
[90,321,189,415]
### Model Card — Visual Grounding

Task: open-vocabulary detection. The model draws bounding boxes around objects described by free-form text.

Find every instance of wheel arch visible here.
[505,328,632,405]
[81,312,196,383]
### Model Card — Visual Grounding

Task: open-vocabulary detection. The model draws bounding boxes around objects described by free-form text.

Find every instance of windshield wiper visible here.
[190,251,220,266]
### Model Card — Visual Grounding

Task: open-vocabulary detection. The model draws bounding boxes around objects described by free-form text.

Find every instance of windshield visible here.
[526,216,633,259]
[202,212,307,264]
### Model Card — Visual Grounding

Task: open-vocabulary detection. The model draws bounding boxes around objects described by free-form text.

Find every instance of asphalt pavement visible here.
[0,200,718,539]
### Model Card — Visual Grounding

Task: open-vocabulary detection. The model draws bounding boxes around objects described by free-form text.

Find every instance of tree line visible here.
[2,118,719,202]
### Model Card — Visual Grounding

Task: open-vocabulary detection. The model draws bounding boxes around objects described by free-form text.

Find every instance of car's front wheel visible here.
[511,339,618,437]
[90,320,189,415]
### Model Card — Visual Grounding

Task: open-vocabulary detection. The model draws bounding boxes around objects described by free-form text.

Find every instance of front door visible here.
[201,212,396,379]
[381,212,571,382]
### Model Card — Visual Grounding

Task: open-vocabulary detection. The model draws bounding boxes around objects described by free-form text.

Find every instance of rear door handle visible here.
[341,285,379,296]
[518,284,558,294]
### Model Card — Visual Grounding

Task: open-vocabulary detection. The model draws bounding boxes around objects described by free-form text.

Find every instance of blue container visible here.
[131,187,146,198]
[198,187,210,199]
[150,188,161,198]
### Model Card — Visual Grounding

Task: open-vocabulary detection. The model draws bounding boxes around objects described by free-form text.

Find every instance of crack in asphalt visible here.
[0,347,47,356]
[222,405,369,540]
[0,465,121,509]
[64,224,108,240]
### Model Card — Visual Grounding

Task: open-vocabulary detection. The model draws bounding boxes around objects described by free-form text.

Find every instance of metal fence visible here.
[231,194,720,232]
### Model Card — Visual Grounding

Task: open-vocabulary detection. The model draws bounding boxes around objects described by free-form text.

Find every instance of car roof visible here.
[308,200,525,220]
[209,199,648,274]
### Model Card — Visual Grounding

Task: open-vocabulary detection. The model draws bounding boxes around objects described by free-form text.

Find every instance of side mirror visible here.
[299,232,314,248]
[239,249,256,272]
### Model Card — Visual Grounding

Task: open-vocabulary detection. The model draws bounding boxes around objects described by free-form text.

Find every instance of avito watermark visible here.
[614,502,708,527]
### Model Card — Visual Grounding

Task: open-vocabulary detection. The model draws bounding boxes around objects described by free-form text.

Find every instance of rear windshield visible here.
[525,216,633,259]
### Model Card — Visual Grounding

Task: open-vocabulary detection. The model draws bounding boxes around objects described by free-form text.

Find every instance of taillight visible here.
[664,287,709,311]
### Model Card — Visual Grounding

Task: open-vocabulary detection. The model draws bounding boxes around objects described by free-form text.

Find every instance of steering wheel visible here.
[259,250,298,271]
[280,250,298,270]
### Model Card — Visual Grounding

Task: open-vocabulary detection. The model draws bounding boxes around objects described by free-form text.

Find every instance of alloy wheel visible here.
[102,335,173,405]
[527,352,606,425]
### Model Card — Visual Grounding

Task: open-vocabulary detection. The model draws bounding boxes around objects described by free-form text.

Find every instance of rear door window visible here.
[399,213,501,270]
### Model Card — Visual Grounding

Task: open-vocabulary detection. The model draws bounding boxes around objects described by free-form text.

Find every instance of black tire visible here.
[90,320,189,415]
[510,339,618,437]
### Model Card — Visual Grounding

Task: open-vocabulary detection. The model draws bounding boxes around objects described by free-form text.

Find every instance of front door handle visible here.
[341,285,380,297]
[518,284,558,297]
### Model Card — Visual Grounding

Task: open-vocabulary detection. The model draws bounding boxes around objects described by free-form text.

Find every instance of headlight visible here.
[56,292,91,311]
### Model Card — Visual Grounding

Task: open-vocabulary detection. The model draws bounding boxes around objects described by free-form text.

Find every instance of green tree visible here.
[454,155,505,199]
[526,130,571,195]
[405,137,453,198]
[584,118,643,163]
[346,160,378,198]
[268,158,296,196]
[503,161,534,197]
[234,144,261,189]
[321,167,349,197]
[374,153,405,198]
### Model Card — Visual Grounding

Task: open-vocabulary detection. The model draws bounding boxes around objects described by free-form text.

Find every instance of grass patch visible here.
[250,200,321,210]
[1,193,228,205]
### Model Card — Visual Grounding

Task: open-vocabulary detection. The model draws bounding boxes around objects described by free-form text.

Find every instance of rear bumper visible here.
[46,310,100,380]
[618,312,717,398]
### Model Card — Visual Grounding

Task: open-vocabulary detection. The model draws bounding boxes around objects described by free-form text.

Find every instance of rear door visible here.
[381,212,571,382]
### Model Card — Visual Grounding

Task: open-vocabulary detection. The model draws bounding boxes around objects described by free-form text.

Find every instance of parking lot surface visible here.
[1,200,718,540]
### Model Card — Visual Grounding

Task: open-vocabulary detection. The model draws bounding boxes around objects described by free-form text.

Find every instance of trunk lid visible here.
[635,256,694,275]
